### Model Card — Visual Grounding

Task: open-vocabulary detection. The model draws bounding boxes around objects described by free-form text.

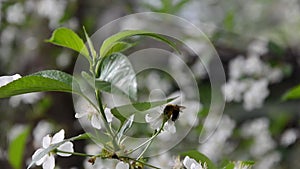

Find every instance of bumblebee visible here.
[163,104,185,122]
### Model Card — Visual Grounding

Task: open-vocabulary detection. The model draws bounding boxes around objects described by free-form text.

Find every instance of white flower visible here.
[229,56,246,79]
[243,79,269,111]
[191,59,207,79]
[266,67,283,83]
[32,129,74,169]
[6,3,25,24]
[33,121,52,148]
[0,74,42,106]
[241,118,269,137]
[255,151,281,169]
[145,109,176,134]
[172,156,183,169]
[146,72,172,93]
[75,98,113,129]
[116,161,129,169]
[198,115,235,161]
[241,118,276,157]
[251,131,276,156]
[222,80,248,102]
[9,92,42,107]
[280,128,298,147]
[183,156,207,169]
[0,74,21,87]
[185,39,207,54]
[8,124,26,141]
[247,39,268,56]
[244,55,265,77]
[120,16,146,30]
[178,100,201,127]
[36,0,66,28]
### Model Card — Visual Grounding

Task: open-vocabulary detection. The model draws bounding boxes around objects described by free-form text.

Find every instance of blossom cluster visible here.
[222,39,284,111]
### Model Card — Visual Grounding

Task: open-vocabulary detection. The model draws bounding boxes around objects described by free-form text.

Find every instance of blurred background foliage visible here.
[0,0,300,169]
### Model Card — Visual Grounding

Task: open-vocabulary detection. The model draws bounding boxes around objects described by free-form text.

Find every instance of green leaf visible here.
[83,26,97,58]
[104,41,134,57]
[95,80,131,98]
[27,133,90,169]
[117,115,134,143]
[268,41,284,57]
[8,126,30,169]
[100,30,179,57]
[96,53,137,100]
[224,11,235,31]
[181,150,216,169]
[69,133,91,141]
[282,84,300,100]
[81,71,94,87]
[0,70,81,99]
[46,27,90,61]
[111,97,176,124]
[223,162,234,169]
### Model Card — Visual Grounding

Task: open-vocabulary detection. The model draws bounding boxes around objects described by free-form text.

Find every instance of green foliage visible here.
[117,114,134,143]
[104,41,134,57]
[224,11,235,31]
[96,53,137,100]
[0,70,81,99]
[268,41,284,57]
[8,126,30,169]
[282,84,300,100]
[99,30,179,58]
[46,27,90,61]
[223,162,235,169]
[143,0,190,14]
[111,97,177,124]
[95,80,130,98]
[181,150,216,169]
[83,26,97,58]
[81,71,94,87]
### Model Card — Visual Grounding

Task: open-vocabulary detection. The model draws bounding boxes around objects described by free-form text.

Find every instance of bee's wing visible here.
[179,105,186,112]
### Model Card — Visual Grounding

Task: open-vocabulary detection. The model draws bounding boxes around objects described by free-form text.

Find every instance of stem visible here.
[118,156,160,169]
[95,90,120,151]
[127,122,165,155]
[56,150,94,157]
[136,138,152,160]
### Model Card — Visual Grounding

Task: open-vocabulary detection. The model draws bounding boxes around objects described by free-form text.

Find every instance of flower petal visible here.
[91,114,102,129]
[191,163,197,169]
[116,161,129,169]
[183,156,202,169]
[145,114,153,123]
[32,148,46,165]
[145,111,161,123]
[75,112,86,118]
[152,118,163,130]
[0,74,21,87]
[145,111,163,130]
[164,120,176,133]
[42,155,55,169]
[183,156,193,169]
[42,135,51,148]
[57,142,74,157]
[52,129,65,144]
[104,108,113,123]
